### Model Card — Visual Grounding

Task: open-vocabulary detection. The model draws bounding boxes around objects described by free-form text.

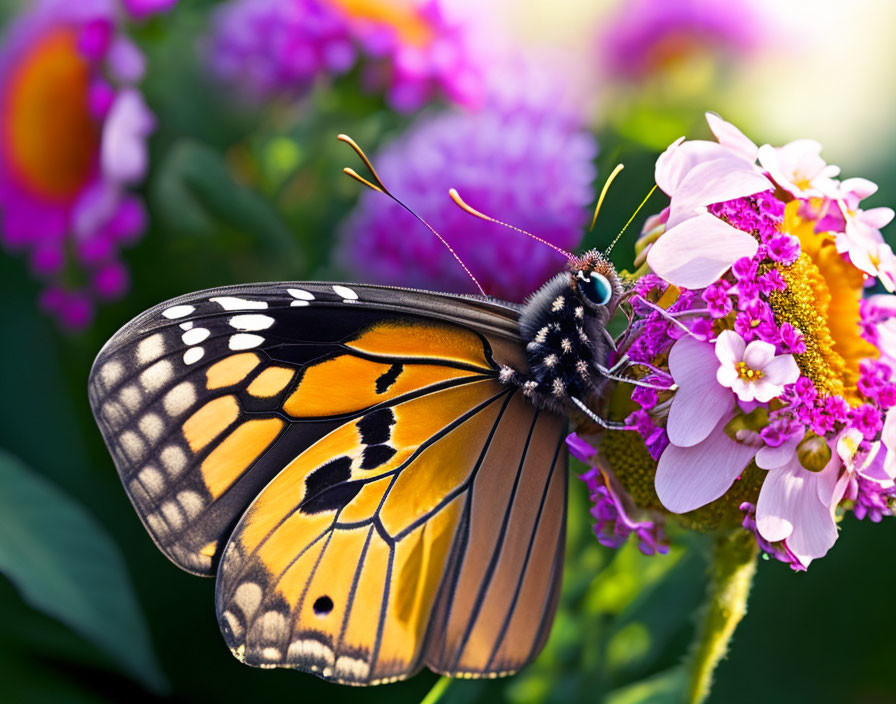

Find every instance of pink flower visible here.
[715,330,799,403]
[654,335,760,513]
[754,435,844,567]
[834,200,896,291]
[0,0,154,329]
[757,139,841,199]
[647,114,771,288]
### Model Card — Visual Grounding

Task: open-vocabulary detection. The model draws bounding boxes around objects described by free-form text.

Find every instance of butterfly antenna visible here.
[605,183,658,256]
[448,189,574,260]
[590,164,625,231]
[338,134,486,296]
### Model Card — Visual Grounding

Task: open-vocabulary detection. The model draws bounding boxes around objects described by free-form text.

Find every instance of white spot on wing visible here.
[229,334,264,351]
[332,285,358,302]
[160,501,185,530]
[139,413,164,443]
[136,334,165,365]
[335,656,370,681]
[102,401,127,430]
[210,296,267,311]
[287,288,315,300]
[233,583,262,618]
[119,385,141,412]
[288,639,335,666]
[178,490,203,519]
[99,360,124,389]
[140,360,173,392]
[183,347,205,365]
[163,382,196,416]
[179,321,194,330]
[163,305,195,319]
[137,466,164,497]
[161,445,187,476]
[229,314,274,332]
[120,431,146,462]
[182,327,210,345]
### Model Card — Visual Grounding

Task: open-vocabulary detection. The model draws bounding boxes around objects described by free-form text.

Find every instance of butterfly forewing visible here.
[88,282,568,684]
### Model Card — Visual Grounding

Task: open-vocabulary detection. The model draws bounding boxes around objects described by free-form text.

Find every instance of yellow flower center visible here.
[768,201,877,400]
[736,362,763,381]
[3,28,98,202]
[328,0,433,47]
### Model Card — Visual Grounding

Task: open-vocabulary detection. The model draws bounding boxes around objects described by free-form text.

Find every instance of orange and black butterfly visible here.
[88,138,641,686]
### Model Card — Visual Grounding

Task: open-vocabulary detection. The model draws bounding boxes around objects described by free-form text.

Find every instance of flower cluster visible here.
[573,114,896,569]
[206,0,487,111]
[0,0,161,329]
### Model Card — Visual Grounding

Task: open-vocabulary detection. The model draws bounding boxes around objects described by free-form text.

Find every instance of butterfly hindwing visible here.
[215,384,567,684]
[88,282,568,683]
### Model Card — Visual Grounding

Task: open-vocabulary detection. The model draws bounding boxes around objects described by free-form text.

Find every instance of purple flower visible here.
[598,0,765,81]
[740,502,806,572]
[0,0,154,329]
[766,234,801,264]
[579,466,668,556]
[702,279,733,318]
[205,0,488,111]
[852,477,896,522]
[206,0,354,101]
[344,0,488,112]
[121,0,178,20]
[336,84,597,302]
[779,322,806,354]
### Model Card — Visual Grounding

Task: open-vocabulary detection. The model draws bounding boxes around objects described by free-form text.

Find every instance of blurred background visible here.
[0,0,894,701]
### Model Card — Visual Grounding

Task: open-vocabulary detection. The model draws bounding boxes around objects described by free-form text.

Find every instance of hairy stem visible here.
[686,530,759,704]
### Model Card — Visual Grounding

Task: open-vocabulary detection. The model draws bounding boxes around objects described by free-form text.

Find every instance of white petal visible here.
[656,416,759,513]
[714,330,745,367]
[667,158,772,229]
[667,337,734,447]
[763,354,800,387]
[647,214,759,289]
[742,340,775,371]
[705,112,759,162]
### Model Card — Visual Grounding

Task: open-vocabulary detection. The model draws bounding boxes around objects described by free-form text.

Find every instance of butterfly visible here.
[88,136,652,686]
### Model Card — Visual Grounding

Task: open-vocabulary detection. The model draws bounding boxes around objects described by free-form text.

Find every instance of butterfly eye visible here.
[578,272,613,306]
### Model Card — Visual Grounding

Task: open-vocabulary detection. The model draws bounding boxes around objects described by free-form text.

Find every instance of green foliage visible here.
[0,449,167,693]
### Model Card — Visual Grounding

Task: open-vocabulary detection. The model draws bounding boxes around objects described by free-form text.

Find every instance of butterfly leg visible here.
[627,294,703,340]
[498,365,636,430]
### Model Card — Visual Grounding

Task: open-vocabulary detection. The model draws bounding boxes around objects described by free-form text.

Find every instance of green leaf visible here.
[0,449,167,693]
[606,667,688,704]
[153,140,303,268]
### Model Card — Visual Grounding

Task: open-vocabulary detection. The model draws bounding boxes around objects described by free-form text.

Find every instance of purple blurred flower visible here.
[0,0,154,330]
[121,0,179,21]
[206,0,355,101]
[599,0,763,81]
[206,0,487,111]
[336,73,597,301]
[341,0,487,111]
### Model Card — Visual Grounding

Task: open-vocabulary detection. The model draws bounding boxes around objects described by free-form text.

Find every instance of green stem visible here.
[686,530,759,704]
[419,676,451,704]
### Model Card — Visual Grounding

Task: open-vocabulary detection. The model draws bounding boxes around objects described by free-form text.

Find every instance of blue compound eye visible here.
[578,272,613,306]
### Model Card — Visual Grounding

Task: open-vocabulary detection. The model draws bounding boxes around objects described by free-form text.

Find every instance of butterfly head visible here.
[567,249,622,312]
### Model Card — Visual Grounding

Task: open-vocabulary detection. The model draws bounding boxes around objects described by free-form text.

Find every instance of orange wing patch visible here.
[183,395,240,452]
[201,418,285,498]
[283,354,481,418]
[207,352,260,389]
[248,367,294,397]
[345,320,493,369]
